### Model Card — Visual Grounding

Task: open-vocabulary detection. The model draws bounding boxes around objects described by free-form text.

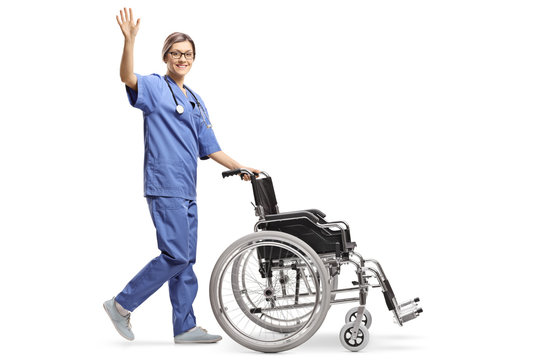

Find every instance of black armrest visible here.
[304,209,326,218]
[264,210,319,223]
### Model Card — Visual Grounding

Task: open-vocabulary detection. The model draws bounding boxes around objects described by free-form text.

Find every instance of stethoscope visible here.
[164,75,213,129]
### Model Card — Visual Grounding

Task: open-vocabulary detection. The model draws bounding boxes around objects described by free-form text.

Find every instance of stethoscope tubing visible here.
[164,75,212,128]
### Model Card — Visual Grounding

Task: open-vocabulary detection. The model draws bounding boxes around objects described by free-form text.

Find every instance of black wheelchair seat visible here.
[221,170,356,256]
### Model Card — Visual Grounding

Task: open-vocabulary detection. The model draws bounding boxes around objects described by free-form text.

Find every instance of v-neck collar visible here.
[165,75,195,107]
[165,75,187,97]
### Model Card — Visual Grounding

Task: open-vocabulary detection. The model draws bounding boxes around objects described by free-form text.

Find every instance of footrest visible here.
[399,297,420,310]
[394,297,423,324]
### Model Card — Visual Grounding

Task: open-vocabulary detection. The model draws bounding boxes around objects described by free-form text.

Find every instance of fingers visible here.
[249,168,261,177]
[116,15,122,27]
[118,8,136,24]
[120,8,126,23]
[239,168,262,181]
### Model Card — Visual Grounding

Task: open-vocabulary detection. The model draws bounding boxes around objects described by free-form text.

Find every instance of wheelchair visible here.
[209,169,422,352]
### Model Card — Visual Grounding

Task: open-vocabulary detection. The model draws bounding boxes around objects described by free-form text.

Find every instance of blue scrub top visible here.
[126,73,221,199]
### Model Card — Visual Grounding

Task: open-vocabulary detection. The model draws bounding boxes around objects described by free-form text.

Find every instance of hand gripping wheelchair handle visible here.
[222,168,263,181]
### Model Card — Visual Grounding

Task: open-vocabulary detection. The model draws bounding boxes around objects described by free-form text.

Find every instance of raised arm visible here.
[116,8,140,90]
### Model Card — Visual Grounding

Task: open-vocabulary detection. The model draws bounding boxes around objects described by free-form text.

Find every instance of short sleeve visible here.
[198,102,221,160]
[125,73,163,114]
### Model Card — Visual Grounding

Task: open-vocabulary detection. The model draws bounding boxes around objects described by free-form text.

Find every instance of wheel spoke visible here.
[212,238,330,349]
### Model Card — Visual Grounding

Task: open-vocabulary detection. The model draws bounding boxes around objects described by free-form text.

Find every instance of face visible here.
[165,41,194,78]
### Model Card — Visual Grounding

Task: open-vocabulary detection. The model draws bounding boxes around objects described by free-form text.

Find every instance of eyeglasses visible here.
[168,51,194,60]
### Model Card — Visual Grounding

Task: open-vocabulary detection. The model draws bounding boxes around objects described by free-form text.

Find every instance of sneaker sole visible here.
[174,337,222,344]
[103,303,134,341]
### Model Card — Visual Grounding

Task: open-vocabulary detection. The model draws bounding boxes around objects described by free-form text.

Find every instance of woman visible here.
[103,8,259,344]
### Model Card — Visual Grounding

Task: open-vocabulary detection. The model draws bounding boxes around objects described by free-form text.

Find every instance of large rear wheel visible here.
[210,231,331,353]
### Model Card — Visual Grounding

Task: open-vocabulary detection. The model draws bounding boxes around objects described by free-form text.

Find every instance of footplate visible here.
[393,297,423,325]
[353,255,424,327]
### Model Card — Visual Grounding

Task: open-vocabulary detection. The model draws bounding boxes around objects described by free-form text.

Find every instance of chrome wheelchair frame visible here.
[209,169,422,352]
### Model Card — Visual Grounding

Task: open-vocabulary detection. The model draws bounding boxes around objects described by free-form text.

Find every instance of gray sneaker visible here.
[174,326,222,344]
[103,297,134,341]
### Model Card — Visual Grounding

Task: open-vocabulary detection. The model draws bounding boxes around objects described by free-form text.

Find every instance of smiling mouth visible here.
[175,64,188,69]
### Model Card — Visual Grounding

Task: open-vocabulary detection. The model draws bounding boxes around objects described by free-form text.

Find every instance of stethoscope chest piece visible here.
[165,75,213,128]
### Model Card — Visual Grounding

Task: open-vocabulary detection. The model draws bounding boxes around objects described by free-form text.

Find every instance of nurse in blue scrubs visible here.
[103,8,259,344]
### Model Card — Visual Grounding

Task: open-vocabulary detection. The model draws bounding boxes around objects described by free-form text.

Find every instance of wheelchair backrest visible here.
[252,176,279,216]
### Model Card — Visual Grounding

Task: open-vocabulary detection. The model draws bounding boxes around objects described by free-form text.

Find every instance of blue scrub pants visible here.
[115,196,198,336]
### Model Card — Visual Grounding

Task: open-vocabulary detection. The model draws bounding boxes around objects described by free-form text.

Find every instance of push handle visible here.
[222,168,265,180]
[222,169,245,178]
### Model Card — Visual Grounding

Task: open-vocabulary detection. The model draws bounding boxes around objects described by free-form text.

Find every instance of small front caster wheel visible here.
[339,322,370,352]
[344,307,372,329]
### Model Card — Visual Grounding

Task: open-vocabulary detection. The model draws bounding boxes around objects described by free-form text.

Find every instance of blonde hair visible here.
[162,32,196,61]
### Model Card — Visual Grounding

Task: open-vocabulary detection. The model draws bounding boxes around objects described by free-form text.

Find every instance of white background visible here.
[0,0,539,358]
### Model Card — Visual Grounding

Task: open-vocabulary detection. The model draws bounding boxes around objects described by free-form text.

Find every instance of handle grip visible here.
[222,169,244,178]
[222,168,263,180]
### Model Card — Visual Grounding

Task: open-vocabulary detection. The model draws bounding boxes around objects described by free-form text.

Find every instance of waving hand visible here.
[116,8,140,41]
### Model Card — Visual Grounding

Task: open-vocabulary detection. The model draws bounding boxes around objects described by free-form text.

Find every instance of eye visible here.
[170,51,179,57]
[186,53,193,59]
